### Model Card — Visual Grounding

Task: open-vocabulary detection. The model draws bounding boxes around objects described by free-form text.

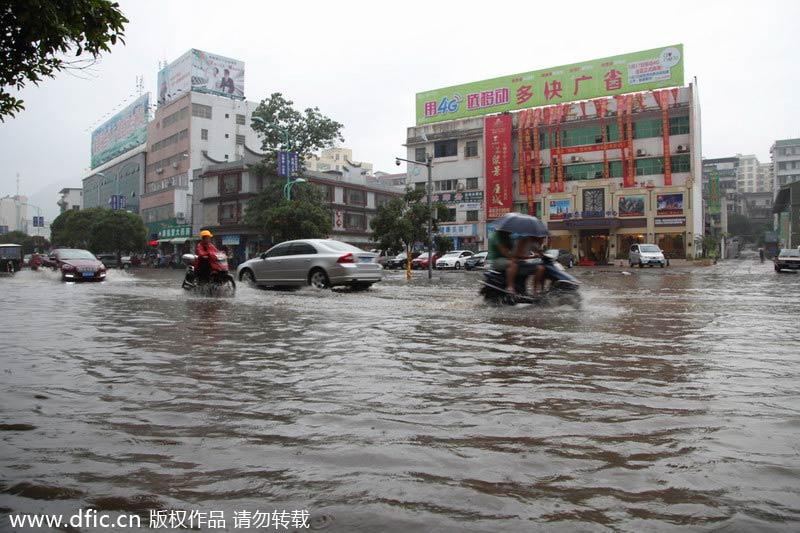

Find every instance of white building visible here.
[306,148,373,182]
[58,188,83,212]
[0,195,27,234]
[770,138,800,196]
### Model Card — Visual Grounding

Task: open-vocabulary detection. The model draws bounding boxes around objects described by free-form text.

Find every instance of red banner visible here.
[517,110,527,195]
[626,94,634,186]
[616,96,628,187]
[533,108,541,195]
[485,114,513,220]
[655,90,672,186]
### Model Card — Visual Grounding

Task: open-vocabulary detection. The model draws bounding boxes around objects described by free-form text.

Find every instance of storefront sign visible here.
[708,170,721,215]
[656,193,683,215]
[157,225,192,239]
[416,45,683,125]
[564,218,620,228]
[485,115,513,220]
[425,191,484,204]
[437,224,477,237]
[549,199,571,220]
[457,202,482,211]
[618,195,645,217]
[655,217,686,226]
[221,235,240,245]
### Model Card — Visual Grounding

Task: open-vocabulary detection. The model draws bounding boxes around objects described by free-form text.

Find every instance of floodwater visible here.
[1,260,799,532]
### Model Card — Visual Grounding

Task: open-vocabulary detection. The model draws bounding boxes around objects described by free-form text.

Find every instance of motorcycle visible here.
[480,249,581,308]
[181,252,236,296]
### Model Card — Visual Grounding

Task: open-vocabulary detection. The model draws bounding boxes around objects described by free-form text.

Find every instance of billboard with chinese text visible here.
[549,199,571,220]
[485,115,513,220]
[416,45,683,125]
[158,49,245,106]
[91,93,149,169]
[618,195,645,217]
[657,193,684,216]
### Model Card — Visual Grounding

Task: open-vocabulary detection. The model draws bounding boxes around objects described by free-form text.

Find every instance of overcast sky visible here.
[1,0,798,218]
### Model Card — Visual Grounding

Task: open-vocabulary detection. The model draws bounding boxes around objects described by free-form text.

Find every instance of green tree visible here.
[51,208,146,253]
[245,179,331,242]
[434,234,453,255]
[249,92,344,175]
[370,188,449,269]
[0,0,128,120]
[0,230,49,253]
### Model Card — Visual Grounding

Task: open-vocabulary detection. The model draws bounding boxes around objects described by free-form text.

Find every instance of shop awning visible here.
[157,237,194,244]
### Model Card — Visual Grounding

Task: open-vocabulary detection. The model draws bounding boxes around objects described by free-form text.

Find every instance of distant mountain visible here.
[28,179,82,221]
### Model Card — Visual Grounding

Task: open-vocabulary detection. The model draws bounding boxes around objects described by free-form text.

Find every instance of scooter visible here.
[480,250,581,308]
[181,252,236,296]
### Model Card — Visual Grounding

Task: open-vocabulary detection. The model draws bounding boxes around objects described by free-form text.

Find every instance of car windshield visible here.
[0,246,22,259]
[640,245,660,253]
[58,249,97,260]
[779,249,800,257]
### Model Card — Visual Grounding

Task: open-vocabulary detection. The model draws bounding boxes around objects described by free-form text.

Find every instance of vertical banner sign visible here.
[616,96,628,187]
[708,170,721,215]
[657,89,673,186]
[546,108,556,193]
[119,195,126,210]
[595,98,609,179]
[278,151,288,178]
[533,108,542,195]
[485,115,513,220]
[524,110,534,214]
[626,95,635,185]
[517,111,527,195]
[290,152,299,177]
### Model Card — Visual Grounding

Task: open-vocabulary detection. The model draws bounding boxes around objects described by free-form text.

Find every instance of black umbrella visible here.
[492,212,549,237]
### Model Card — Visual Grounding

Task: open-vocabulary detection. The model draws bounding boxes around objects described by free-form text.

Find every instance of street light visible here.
[396,154,434,280]
[252,116,296,200]
[283,178,306,201]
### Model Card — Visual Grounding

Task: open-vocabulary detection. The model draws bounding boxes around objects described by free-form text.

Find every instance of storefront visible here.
[438,224,480,251]
[654,216,687,258]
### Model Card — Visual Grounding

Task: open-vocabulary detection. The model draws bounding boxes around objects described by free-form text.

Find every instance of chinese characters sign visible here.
[708,170,721,215]
[485,115,513,220]
[157,225,192,239]
[416,45,683,125]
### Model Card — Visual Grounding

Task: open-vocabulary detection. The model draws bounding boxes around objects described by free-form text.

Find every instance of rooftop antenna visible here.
[16,172,20,197]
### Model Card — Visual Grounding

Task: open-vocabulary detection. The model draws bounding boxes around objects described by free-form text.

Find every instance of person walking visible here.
[759,248,765,263]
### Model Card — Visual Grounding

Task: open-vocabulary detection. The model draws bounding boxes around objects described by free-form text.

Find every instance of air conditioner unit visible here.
[172,162,179,168]
[176,212,185,220]
[677,144,689,153]
[570,156,582,163]
[636,149,647,157]
[456,181,465,191]
[156,168,163,174]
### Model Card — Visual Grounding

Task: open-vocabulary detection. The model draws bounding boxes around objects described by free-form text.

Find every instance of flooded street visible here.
[2,260,800,532]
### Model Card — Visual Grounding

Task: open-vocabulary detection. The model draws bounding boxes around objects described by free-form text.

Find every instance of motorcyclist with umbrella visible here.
[488,213,549,296]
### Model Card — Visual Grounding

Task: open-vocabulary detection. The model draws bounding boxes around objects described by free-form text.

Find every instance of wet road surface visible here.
[1,260,800,532]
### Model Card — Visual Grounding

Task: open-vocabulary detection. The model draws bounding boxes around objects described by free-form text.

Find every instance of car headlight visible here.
[61,264,75,271]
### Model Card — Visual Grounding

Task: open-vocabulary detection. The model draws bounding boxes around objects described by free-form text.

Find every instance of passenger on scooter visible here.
[195,230,220,284]
[488,230,519,294]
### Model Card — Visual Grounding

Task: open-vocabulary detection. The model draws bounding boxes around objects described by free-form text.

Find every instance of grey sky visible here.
[1,0,797,219]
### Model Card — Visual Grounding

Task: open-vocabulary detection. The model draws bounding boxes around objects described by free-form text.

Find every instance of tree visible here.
[245,179,331,242]
[434,235,453,255]
[0,230,49,253]
[50,208,146,253]
[370,187,449,271]
[0,0,128,120]
[249,92,344,176]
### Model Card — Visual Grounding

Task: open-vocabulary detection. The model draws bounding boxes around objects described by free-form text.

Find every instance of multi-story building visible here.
[773,181,800,249]
[369,171,407,188]
[771,138,800,194]
[757,163,773,193]
[0,195,27,234]
[141,49,260,242]
[83,145,146,212]
[737,154,760,194]
[305,148,374,180]
[57,188,83,213]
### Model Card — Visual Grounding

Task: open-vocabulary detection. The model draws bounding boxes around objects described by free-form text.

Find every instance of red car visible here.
[45,248,107,282]
[411,252,442,270]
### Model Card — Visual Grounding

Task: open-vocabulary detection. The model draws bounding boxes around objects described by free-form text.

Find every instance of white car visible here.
[435,250,474,270]
[629,243,667,268]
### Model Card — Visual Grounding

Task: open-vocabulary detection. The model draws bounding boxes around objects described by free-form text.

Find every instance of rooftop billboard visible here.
[157,49,245,106]
[91,93,149,169]
[416,45,684,125]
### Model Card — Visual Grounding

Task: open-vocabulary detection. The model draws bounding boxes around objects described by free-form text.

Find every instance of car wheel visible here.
[240,269,256,286]
[122,263,131,270]
[455,262,461,270]
[309,268,330,289]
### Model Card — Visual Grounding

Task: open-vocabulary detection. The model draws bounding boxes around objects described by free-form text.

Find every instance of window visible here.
[633,119,662,139]
[465,140,478,157]
[201,129,209,140]
[466,210,478,222]
[265,244,290,258]
[444,208,456,222]
[162,106,189,128]
[434,179,457,191]
[671,155,691,173]
[225,133,229,139]
[415,147,427,162]
[466,177,478,189]
[414,182,426,192]
[565,161,623,181]
[635,158,665,176]
[434,139,457,158]
[220,173,240,195]
[191,103,212,119]
[219,202,238,223]
[375,194,392,208]
[669,116,690,135]
[288,243,317,255]
[236,114,246,125]
[345,212,366,230]
[225,113,229,118]
[235,134,245,145]
[346,188,366,205]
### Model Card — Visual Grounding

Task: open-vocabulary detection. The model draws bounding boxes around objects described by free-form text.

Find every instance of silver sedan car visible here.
[236,239,382,290]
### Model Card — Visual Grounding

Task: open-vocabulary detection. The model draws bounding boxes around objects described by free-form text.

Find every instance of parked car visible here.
[629,243,666,268]
[96,253,132,269]
[412,252,442,270]
[385,252,420,270]
[465,251,489,270]
[236,239,382,290]
[435,250,474,270]
[774,248,800,272]
[547,249,576,268]
[45,248,107,281]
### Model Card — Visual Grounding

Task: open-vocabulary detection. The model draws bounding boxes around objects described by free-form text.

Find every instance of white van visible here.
[629,244,666,268]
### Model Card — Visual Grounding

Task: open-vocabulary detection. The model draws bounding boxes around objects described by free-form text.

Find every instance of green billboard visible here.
[416,45,684,125]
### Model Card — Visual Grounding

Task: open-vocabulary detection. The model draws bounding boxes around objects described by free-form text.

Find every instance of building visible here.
[57,188,83,213]
[405,45,700,261]
[83,145,146,212]
[140,49,260,242]
[369,171,407,188]
[773,181,800,248]
[771,138,800,195]
[305,148,373,180]
[0,195,28,234]
[739,191,774,229]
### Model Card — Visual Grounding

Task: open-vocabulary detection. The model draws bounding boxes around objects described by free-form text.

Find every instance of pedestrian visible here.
[759,248,765,263]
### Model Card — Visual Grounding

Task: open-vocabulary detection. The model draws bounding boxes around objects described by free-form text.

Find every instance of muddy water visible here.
[1,261,799,532]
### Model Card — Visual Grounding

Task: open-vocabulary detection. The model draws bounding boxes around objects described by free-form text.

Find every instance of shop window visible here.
[657,233,685,259]
[434,139,457,158]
